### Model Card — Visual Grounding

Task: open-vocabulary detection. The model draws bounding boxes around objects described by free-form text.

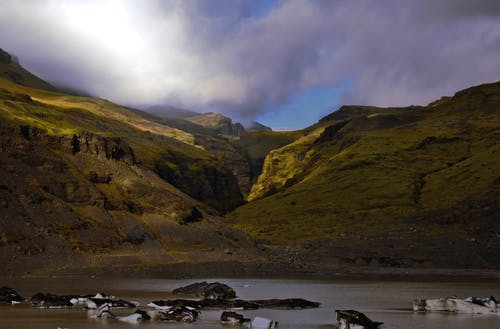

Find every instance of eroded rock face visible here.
[195,136,253,195]
[155,160,244,212]
[0,124,257,274]
[14,125,244,213]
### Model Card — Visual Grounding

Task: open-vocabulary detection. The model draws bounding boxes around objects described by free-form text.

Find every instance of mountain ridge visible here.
[0,50,266,275]
[0,48,57,92]
[226,81,500,270]
[1,47,499,275]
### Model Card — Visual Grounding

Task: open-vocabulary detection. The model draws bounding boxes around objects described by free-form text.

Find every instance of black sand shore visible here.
[6,261,499,282]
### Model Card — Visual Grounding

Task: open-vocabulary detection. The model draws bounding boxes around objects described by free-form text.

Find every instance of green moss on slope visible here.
[225,81,500,267]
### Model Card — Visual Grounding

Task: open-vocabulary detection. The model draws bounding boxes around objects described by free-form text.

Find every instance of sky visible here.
[0,0,499,129]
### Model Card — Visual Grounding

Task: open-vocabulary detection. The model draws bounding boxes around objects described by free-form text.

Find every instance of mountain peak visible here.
[186,112,245,137]
[245,121,272,132]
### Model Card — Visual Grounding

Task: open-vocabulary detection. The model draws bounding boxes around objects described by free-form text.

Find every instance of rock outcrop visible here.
[186,112,246,137]
[0,50,260,275]
[0,124,256,274]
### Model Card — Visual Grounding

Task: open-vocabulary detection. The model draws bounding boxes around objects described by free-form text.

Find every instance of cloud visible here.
[0,0,499,121]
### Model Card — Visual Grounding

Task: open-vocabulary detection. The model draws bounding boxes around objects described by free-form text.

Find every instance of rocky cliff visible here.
[0,124,258,275]
[0,50,260,274]
[186,112,246,137]
[0,77,244,212]
[128,110,255,196]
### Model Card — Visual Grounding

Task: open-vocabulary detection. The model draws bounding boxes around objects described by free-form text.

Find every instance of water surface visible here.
[1,277,500,329]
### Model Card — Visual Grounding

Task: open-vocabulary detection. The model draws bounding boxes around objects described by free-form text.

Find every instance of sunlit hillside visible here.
[226,82,500,269]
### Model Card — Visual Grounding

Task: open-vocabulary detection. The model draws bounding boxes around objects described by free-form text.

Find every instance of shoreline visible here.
[4,261,500,281]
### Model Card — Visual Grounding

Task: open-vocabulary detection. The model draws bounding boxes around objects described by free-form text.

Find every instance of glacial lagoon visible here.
[1,277,500,329]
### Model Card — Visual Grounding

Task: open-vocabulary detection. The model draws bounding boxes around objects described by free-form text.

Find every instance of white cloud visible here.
[0,0,499,120]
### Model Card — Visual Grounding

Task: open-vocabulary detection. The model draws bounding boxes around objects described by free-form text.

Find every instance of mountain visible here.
[245,121,272,132]
[142,109,278,193]
[0,48,57,92]
[0,51,263,275]
[168,112,278,192]
[2,48,499,275]
[126,109,255,195]
[147,105,200,119]
[186,112,246,137]
[226,81,500,270]
[0,73,246,211]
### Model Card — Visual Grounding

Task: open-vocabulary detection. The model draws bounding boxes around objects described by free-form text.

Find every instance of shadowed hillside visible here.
[144,109,300,195]
[0,51,262,275]
[226,81,500,270]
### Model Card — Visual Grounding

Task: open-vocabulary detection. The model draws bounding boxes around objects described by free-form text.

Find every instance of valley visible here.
[0,48,499,276]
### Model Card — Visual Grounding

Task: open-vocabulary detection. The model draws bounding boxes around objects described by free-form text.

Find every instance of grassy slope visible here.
[226,82,500,267]
[0,77,243,211]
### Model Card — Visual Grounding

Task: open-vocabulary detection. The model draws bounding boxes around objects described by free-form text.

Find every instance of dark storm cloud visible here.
[415,0,500,18]
[0,0,498,120]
